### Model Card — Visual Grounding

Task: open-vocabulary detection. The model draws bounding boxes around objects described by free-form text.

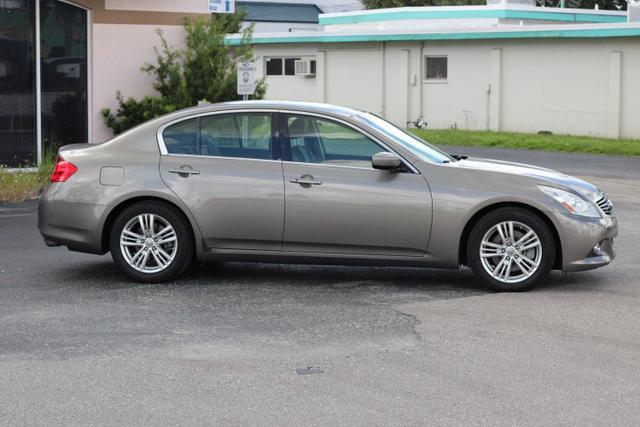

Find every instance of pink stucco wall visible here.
[92,23,185,142]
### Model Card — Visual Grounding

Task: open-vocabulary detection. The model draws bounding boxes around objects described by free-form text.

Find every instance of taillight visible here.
[50,155,78,183]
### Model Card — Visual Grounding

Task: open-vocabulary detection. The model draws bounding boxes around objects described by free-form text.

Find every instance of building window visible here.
[0,0,36,167]
[0,0,88,167]
[284,58,300,75]
[425,56,447,81]
[265,58,283,76]
[265,57,311,76]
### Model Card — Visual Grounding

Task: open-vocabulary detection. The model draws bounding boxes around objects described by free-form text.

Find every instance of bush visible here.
[102,13,265,135]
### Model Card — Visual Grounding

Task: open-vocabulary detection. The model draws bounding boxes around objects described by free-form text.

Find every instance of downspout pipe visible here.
[419,41,425,127]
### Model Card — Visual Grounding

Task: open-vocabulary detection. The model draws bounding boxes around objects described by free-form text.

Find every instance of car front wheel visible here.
[109,201,194,283]
[467,207,556,292]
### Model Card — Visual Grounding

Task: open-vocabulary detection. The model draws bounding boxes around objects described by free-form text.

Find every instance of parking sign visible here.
[237,61,256,96]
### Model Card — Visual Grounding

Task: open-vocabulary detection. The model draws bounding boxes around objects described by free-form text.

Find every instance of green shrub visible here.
[102,13,265,135]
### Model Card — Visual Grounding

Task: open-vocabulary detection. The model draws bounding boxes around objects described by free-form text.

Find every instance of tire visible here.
[109,201,194,283]
[466,207,556,292]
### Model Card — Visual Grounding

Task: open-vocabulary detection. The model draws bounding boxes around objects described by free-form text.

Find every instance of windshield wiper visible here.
[450,154,468,161]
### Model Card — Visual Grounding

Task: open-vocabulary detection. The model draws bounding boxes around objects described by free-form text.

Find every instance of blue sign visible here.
[208,0,235,14]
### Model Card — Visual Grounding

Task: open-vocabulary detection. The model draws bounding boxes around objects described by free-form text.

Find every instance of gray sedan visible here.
[38,101,617,291]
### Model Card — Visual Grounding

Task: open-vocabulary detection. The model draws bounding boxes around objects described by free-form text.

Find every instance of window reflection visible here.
[40,0,87,153]
[0,0,36,167]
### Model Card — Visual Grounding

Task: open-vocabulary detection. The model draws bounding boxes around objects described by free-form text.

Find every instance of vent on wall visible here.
[294,59,316,77]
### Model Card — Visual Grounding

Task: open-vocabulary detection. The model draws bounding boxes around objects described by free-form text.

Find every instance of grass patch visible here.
[0,155,55,203]
[412,129,640,157]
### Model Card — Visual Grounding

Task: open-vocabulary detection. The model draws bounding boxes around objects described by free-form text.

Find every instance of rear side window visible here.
[162,113,273,159]
[162,118,199,155]
[200,113,272,159]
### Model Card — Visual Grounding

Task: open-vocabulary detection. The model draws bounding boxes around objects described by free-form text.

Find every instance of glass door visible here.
[0,0,37,167]
[40,0,88,155]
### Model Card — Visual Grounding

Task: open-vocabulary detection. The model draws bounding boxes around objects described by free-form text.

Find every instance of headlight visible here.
[538,186,601,218]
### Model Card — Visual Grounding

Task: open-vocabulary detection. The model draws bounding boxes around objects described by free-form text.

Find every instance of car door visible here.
[159,111,284,251]
[280,112,432,257]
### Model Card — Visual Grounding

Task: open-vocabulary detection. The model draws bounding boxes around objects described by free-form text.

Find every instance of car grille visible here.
[595,194,614,216]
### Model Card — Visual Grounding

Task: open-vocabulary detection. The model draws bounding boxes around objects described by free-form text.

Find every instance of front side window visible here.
[425,56,447,80]
[285,114,385,168]
[355,113,453,164]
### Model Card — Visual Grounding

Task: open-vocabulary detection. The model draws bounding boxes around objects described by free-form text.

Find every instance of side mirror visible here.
[372,152,402,171]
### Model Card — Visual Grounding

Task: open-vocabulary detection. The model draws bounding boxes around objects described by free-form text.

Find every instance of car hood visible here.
[452,157,600,199]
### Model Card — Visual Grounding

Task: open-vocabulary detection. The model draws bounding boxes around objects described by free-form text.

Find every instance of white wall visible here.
[253,44,319,102]
[616,39,640,140]
[92,23,185,143]
[255,37,640,139]
[324,46,384,115]
[420,41,492,131]
[500,39,610,137]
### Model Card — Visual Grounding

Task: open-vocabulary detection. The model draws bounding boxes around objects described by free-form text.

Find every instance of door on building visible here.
[280,112,431,257]
[0,0,37,167]
[40,0,89,153]
[0,0,89,168]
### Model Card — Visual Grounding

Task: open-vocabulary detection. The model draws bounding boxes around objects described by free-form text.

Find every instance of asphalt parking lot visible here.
[1,147,639,425]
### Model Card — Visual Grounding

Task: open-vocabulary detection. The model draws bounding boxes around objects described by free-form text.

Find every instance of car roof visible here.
[172,100,366,120]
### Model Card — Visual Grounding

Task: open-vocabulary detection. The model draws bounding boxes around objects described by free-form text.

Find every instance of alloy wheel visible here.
[119,213,178,273]
[479,220,542,284]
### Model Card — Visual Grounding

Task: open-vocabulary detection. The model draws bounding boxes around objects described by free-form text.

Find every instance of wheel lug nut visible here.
[501,249,505,253]
[506,256,510,260]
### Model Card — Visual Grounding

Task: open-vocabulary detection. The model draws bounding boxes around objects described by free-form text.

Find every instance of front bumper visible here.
[559,212,618,272]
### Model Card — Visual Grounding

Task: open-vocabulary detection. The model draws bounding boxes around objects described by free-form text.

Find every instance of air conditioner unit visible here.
[294,59,316,77]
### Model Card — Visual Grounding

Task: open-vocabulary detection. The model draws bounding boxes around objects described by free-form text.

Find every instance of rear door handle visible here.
[169,168,200,176]
[290,176,322,186]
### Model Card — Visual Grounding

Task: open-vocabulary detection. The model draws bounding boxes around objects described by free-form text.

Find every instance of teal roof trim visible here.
[225,26,640,45]
[318,9,626,25]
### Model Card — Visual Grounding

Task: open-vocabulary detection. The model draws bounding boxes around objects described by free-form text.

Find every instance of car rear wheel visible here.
[467,207,556,292]
[109,201,194,283]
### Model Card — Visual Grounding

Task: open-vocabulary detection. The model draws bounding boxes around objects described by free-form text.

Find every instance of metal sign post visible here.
[237,61,256,144]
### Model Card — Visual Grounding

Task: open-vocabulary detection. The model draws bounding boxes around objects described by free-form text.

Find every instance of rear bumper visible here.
[38,186,108,255]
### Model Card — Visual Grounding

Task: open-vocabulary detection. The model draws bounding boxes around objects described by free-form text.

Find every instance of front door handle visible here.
[289,175,322,186]
[169,167,200,177]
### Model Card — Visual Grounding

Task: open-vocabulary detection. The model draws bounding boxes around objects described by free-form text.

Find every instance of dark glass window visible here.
[284,57,301,76]
[40,0,88,153]
[286,114,384,168]
[425,56,447,80]
[265,58,282,76]
[163,118,199,155]
[200,113,272,159]
[0,0,36,167]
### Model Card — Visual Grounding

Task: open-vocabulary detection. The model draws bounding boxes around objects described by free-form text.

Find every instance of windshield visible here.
[356,113,453,164]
